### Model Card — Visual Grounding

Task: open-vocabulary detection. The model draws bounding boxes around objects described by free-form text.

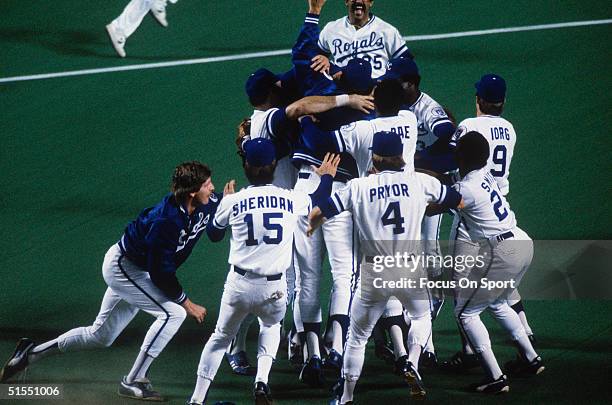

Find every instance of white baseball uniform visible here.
[318,15,409,78]
[328,170,457,384]
[334,110,418,176]
[109,0,175,39]
[196,184,319,384]
[452,168,536,368]
[249,108,298,190]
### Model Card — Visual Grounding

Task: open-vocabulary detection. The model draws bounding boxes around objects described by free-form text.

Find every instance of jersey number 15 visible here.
[244,213,283,246]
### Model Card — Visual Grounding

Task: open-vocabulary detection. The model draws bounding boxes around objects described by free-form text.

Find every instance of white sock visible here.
[341,378,357,403]
[479,347,503,380]
[331,321,343,354]
[127,351,155,382]
[306,332,320,358]
[255,355,273,384]
[407,344,421,369]
[515,335,538,362]
[389,325,407,360]
[29,340,60,364]
[190,376,212,404]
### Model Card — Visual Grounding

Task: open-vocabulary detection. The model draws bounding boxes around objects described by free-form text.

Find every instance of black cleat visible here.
[0,338,35,383]
[419,351,438,369]
[118,376,164,401]
[299,355,326,387]
[440,350,479,372]
[323,349,343,371]
[254,381,273,405]
[225,351,254,376]
[469,374,510,394]
[400,359,426,399]
[505,355,545,377]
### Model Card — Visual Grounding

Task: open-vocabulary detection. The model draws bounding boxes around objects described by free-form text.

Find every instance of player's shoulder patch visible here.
[210,193,219,203]
[453,125,468,139]
[431,106,447,118]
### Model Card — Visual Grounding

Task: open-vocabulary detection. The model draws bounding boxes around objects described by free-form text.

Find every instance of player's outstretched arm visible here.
[285,94,374,120]
[308,0,326,15]
[307,206,325,236]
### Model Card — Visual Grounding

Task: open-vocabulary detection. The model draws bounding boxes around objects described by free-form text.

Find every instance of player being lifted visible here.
[0,162,231,401]
[187,141,340,405]
[308,131,464,403]
[448,131,544,393]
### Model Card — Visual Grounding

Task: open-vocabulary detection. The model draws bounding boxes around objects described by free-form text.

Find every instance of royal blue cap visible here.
[382,57,419,81]
[475,74,506,103]
[245,68,279,102]
[370,131,403,157]
[340,58,374,94]
[244,138,276,167]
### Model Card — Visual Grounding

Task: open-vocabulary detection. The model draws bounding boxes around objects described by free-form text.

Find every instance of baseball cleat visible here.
[440,350,479,372]
[0,338,35,382]
[105,22,126,58]
[419,350,438,369]
[469,374,510,394]
[253,381,273,405]
[287,331,303,366]
[504,355,545,377]
[225,350,254,376]
[118,376,164,401]
[299,355,326,387]
[322,349,343,371]
[399,359,426,399]
[150,4,168,28]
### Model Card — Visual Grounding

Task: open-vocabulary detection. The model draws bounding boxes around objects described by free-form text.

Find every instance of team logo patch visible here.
[453,125,467,140]
[432,107,446,117]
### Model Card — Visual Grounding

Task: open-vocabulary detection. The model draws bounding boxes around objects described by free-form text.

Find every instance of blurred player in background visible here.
[106,0,179,58]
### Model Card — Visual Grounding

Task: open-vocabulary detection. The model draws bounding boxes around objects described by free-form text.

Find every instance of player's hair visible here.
[477,96,504,116]
[401,73,421,88]
[171,161,212,202]
[244,162,276,186]
[372,154,406,172]
[374,79,405,116]
[456,131,490,172]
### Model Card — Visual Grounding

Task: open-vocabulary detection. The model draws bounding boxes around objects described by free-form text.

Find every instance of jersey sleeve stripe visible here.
[437,184,447,204]
[430,118,452,130]
[334,129,347,153]
[266,110,277,139]
[213,217,228,229]
[333,192,345,212]
[391,44,409,59]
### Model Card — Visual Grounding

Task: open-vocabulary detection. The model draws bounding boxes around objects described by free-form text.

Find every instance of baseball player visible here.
[224,69,374,375]
[443,74,535,370]
[450,131,544,393]
[308,131,464,403]
[295,79,418,382]
[381,57,457,367]
[187,140,339,405]
[0,162,230,401]
[106,0,178,58]
[315,0,412,79]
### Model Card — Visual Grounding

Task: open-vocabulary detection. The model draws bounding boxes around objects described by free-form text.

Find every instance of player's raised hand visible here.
[308,0,327,15]
[311,55,330,73]
[224,180,236,196]
[182,298,207,324]
[348,94,375,113]
[313,152,341,177]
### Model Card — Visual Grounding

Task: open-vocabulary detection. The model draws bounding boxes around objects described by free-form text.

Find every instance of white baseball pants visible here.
[197,269,287,380]
[54,244,186,358]
[112,0,172,38]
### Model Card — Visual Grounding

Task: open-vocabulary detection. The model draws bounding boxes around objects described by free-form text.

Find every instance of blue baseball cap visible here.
[475,74,506,103]
[370,131,403,157]
[381,57,419,81]
[340,58,374,94]
[243,138,276,167]
[245,68,279,102]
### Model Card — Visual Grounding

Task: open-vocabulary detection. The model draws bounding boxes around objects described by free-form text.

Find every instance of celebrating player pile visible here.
[1,1,545,404]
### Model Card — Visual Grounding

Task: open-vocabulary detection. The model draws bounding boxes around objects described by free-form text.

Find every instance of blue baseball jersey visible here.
[119,192,221,303]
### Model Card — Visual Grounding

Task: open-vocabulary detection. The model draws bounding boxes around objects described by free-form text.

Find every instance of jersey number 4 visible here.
[244,213,283,246]
[381,201,405,234]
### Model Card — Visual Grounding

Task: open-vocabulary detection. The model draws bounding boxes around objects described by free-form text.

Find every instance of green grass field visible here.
[1,1,611,404]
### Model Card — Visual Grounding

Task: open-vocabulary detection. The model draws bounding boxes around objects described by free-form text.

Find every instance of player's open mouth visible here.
[351,2,366,16]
